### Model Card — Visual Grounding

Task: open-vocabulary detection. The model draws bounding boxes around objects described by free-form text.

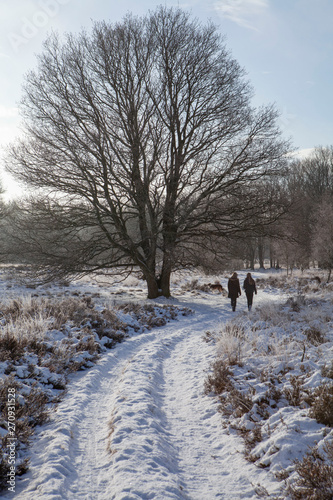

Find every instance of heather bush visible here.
[219,387,254,419]
[308,384,333,426]
[287,440,333,500]
[204,359,233,395]
[0,375,54,486]
[204,358,253,419]
[305,327,327,346]
[322,362,333,379]
[242,423,263,462]
[283,375,304,407]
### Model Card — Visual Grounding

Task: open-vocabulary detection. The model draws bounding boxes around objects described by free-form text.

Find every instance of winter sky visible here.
[0,0,333,196]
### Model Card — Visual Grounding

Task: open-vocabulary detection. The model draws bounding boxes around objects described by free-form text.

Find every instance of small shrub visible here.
[284,376,303,407]
[216,322,245,366]
[308,383,333,426]
[305,327,326,346]
[322,362,333,379]
[287,294,306,312]
[18,385,51,429]
[219,388,254,418]
[203,331,214,343]
[287,442,333,500]
[275,468,290,481]
[242,423,263,461]
[224,322,245,339]
[253,303,285,326]
[0,333,26,362]
[102,309,128,334]
[48,297,96,330]
[204,359,232,395]
[265,380,282,405]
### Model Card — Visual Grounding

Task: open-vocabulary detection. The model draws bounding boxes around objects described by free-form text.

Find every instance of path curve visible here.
[12,299,267,499]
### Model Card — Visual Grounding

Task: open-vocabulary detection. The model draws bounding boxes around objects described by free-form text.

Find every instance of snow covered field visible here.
[0,267,333,499]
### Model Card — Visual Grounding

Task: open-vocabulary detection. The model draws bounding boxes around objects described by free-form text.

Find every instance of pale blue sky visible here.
[1,0,333,194]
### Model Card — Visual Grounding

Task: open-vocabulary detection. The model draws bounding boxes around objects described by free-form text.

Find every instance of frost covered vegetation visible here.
[0,268,192,490]
[205,272,333,499]
[1,266,333,498]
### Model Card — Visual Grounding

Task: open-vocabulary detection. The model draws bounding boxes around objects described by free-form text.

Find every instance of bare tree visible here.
[0,182,12,262]
[301,146,333,200]
[312,198,333,281]
[6,7,290,298]
[272,146,333,272]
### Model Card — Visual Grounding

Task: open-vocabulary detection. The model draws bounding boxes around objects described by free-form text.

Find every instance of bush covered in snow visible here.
[205,276,333,498]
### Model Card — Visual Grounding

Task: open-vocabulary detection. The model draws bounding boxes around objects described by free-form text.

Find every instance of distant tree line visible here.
[227,146,333,278]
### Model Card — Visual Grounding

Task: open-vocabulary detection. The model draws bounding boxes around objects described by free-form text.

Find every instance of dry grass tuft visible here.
[216,324,245,366]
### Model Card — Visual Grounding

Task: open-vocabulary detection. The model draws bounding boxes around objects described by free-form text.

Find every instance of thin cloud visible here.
[214,0,269,31]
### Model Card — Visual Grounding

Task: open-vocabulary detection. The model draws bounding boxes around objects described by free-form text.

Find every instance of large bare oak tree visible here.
[6,7,290,297]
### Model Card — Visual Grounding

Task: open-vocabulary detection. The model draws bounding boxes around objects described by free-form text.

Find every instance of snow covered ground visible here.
[0,267,333,499]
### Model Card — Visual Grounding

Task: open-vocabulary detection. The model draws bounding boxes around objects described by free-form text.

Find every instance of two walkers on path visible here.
[227,272,257,311]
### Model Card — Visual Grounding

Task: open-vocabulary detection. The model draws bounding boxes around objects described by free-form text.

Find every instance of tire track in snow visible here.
[162,327,226,499]
[105,325,195,500]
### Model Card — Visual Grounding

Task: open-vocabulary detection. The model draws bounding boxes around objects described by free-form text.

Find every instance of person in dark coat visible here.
[228,272,241,311]
[243,272,257,311]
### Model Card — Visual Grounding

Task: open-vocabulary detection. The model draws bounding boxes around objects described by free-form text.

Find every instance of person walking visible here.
[243,272,257,311]
[228,272,241,311]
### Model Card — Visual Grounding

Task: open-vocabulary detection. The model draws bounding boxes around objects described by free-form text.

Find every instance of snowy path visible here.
[10,297,270,500]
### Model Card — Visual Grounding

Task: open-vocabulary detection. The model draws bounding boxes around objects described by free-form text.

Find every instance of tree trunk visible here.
[258,238,265,269]
[269,241,274,268]
[144,266,172,299]
[159,269,171,298]
[145,273,160,299]
[159,252,172,298]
